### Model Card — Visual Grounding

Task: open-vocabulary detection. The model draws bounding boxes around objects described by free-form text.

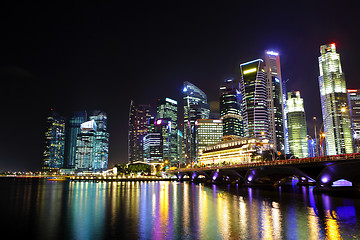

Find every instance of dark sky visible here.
[0,1,359,171]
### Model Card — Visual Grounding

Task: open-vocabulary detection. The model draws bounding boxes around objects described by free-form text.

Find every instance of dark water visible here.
[1,178,360,239]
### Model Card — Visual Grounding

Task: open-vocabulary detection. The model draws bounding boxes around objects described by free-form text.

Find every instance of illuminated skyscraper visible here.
[64,110,87,168]
[128,101,151,163]
[183,81,210,164]
[157,98,178,166]
[74,111,109,172]
[240,59,269,139]
[43,109,66,171]
[264,50,286,154]
[195,119,223,156]
[89,110,109,171]
[348,89,360,152]
[287,91,308,158]
[318,44,353,155]
[220,78,243,137]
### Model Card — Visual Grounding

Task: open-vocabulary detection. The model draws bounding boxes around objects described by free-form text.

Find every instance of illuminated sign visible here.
[347,89,358,93]
[266,51,279,56]
[243,68,257,74]
[275,78,280,83]
[80,120,97,131]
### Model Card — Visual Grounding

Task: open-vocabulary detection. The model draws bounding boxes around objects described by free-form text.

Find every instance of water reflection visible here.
[0,178,360,240]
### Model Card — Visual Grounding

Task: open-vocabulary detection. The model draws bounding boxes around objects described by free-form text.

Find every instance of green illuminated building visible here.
[287,91,308,158]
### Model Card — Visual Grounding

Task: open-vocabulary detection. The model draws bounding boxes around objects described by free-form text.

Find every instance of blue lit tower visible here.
[157,98,178,166]
[183,82,210,164]
[318,43,353,155]
[75,120,97,172]
[43,109,66,171]
[220,78,243,137]
[64,110,87,169]
[264,50,286,154]
[128,101,151,163]
[89,110,109,171]
[240,59,269,139]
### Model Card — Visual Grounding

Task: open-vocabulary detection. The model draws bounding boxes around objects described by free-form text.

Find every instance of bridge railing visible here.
[168,153,360,173]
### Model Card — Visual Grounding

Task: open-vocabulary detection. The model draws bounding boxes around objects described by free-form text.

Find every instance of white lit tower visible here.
[264,50,286,154]
[318,43,353,155]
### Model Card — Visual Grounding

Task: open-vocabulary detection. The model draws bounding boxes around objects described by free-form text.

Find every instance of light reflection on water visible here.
[1,178,360,240]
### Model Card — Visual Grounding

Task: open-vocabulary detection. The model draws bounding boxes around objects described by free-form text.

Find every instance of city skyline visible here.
[1,1,359,171]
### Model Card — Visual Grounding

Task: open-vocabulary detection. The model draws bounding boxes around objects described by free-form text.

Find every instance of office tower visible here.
[75,120,97,171]
[287,91,308,158]
[157,98,178,166]
[240,59,269,139]
[264,50,286,154]
[177,130,184,167]
[89,110,109,171]
[183,81,210,164]
[348,89,360,152]
[318,43,353,155]
[195,119,223,156]
[128,101,151,163]
[43,109,66,171]
[64,110,87,168]
[143,133,163,163]
[219,78,244,137]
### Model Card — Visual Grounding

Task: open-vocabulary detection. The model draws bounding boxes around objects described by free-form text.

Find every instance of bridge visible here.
[167,153,360,191]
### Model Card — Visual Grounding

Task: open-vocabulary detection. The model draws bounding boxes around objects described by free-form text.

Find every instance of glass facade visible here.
[195,119,223,158]
[264,51,285,154]
[157,98,178,166]
[183,81,210,164]
[347,89,360,152]
[43,110,66,171]
[64,110,87,168]
[240,59,269,139]
[318,44,353,155]
[128,101,151,163]
[220,79,244,137]
[287,91,308,158]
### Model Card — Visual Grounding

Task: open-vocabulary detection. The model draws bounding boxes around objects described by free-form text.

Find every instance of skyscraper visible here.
[157,98,178,166]
[264,50,285,154]
[195,119,223,156]
[318,43,353,155]
[287,91,308,158]
[183,81,210,164]
[43,109,66,171]
[64,110,87,168]
[219,78,244,137]
[89,110,109,171]
[348,89,360,152]
[128,101,151,163]
[240,59,269,139]
[75,120,97,172]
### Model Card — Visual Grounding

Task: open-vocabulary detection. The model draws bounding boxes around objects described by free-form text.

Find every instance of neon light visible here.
[183,87,187,92]
[243,68,257,74]
[347,89,357,93]
[240,59,263,66]
[165,98,177,105]
[266,51,279,56]
[275,78,280,83]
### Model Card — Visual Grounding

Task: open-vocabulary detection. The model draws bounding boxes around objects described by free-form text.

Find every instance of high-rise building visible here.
[307,138,317,157]
[74,111,109,172]
[348,89,360,152]
[64,110,87,168]
[195,119,223,156]
[287,91,308,158]
[75,120,97,171]
[219,78,244,137]
[157,98,178,166]
[318,43,353,155]
[264,50,285,154]
[128,101,151,163]
[183,81,210,164]
[89,110,109,171]
[43,110,66,171]
[240,59,269,139]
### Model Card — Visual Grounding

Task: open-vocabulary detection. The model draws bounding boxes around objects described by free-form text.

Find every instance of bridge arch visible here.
[316,161,360,189]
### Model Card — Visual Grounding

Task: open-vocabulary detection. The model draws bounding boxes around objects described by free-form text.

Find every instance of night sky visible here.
[0,1,359,171]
